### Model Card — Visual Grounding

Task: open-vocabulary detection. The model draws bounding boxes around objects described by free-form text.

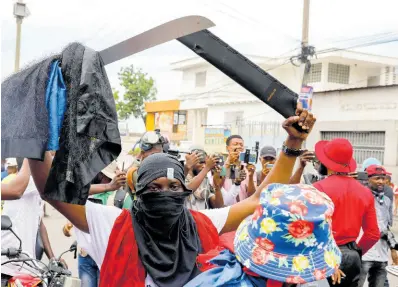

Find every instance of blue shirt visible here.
[1,170,8,181]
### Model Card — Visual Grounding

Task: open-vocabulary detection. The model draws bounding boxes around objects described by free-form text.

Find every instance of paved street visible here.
[43,204,398,286]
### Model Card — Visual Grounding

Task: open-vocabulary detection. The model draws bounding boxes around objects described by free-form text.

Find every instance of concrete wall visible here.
[305,86,398,182]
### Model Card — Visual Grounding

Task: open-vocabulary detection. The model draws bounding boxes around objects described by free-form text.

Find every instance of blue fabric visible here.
[1,170,8,181]
[78,254,99,287]
[185,250,266,287]
[45,60,66,151]
[234,183,341,285]
[362,158,382,171]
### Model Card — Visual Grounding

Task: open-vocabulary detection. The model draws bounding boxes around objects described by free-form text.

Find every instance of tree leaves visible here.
[112,65,157,123]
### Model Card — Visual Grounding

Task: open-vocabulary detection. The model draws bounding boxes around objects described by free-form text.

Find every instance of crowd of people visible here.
[1,105,398,287]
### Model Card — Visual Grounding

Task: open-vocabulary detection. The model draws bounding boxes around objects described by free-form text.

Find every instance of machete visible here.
[177,30,306,133]
[100,16,215,65]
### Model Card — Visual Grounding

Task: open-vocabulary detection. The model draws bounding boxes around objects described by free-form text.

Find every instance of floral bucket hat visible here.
[234,183,341,285]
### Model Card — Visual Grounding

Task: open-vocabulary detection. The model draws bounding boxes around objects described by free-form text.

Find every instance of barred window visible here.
[321,131,385,165]
[328,63,350,84]
[304,63,322,84]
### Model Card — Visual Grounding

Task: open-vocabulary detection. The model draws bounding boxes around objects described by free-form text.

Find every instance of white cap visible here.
[5,158,18,167]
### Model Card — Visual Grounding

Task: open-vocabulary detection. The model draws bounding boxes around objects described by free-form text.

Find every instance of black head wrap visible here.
[132,153,201,287]
[135,153,189,195]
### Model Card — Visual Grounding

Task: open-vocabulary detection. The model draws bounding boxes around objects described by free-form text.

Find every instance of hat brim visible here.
[261,154,276,159]
[315,141,357,173]
[234,218,341,284]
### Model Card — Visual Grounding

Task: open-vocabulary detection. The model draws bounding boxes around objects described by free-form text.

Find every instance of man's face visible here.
[368,175,386,192]
[260,156,275,167]
[227,138,244,154]
[146,177,184,193]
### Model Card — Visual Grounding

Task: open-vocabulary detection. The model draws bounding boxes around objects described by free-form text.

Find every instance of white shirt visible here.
[1,177,44,276]
[75,201,230,287]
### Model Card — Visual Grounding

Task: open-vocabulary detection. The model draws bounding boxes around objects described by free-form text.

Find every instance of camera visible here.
[228,141,259,179]
[381,228,398,250]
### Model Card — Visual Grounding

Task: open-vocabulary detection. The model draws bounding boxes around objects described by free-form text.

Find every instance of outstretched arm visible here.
[29,153,89,232]
[1,159,31,200]
[221,107,316,234]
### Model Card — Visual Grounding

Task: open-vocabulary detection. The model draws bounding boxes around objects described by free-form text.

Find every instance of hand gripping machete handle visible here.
[177,30,307,133]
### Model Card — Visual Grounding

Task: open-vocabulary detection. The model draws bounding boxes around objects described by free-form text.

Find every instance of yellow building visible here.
[145,100,187,143]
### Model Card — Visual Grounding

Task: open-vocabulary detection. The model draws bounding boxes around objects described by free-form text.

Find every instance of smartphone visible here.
[299,86,313,112]
[239,149,257,164]
[266,163,274,169]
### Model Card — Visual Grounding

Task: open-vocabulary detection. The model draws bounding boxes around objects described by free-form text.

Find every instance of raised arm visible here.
[1,159,31,200]
[221,107,315,234]
[89,172,126,195]
[29,153,89,232]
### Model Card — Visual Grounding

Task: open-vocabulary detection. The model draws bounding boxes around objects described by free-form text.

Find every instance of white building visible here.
[169,50,398,180]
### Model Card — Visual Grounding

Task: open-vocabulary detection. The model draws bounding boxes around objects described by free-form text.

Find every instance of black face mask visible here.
[132,191,201,287]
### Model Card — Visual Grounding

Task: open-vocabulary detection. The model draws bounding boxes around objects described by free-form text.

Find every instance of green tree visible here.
[113,65,157,123]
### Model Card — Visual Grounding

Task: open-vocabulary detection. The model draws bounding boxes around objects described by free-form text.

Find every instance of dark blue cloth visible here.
[45,60,66,151]
[185,250,266,287]
[1,170,8,181]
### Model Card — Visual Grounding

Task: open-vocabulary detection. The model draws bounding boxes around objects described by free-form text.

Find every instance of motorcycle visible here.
[1,215,81,287]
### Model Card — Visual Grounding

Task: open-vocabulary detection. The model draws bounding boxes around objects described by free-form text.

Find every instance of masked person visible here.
[28,106,315,287]
[313,138,380,287]
[256,145,276,185]
[358,165,392,287]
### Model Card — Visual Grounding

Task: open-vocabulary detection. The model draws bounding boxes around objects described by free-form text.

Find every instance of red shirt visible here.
[314,175,379,254]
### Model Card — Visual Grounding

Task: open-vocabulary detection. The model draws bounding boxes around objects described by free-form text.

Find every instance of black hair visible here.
[226,135,243,146]
[318,163,328,176]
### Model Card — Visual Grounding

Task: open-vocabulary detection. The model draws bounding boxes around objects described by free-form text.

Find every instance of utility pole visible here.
[13,0,30,72]
[299,0,315,84]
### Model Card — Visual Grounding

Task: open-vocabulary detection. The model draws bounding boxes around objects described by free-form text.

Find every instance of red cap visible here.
[366,165,391,177]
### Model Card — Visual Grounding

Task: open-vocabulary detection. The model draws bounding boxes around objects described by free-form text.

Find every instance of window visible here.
[328,63,350,84]
[195,71,206,87]
[321,131,385,166]
[385,66,390,84]
[304,63,322,84]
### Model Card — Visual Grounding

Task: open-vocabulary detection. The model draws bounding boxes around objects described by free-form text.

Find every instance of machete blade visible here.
[100,15,215,65]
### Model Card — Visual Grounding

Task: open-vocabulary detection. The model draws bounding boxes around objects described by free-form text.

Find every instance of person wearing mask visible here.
[358,165,393,287]
[62,162,126,287]
[27,106,315,287]
[184,146,224,210]
[256,145,276,186]
[313,138,380,287]
[222,135,257,203]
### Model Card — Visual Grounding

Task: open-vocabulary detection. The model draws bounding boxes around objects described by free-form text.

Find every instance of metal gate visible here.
[320,131,385,165]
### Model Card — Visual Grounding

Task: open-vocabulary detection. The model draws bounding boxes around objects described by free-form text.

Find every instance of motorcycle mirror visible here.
[1,215,12,231]
[69,241,77,252]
